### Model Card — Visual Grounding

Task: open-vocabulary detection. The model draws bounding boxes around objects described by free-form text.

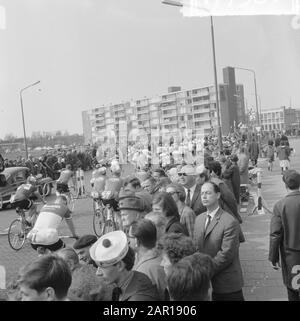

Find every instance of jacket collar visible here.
[191,183,202,207]
[134,249,160,270]
[165,216,179,232]
[286,190,300,197]
[204,207,223,239]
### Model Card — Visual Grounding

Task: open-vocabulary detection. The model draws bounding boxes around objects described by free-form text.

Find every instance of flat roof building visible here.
[82,67,246,145]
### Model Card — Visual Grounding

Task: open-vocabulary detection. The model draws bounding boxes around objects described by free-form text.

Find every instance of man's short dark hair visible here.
[121,247,135,271]
[282,170,300,190]
[161,233,195,265]
[207,161,222,177]
[131,219,157,249]
[167,253,213,301]
[205,181,221,194]
[18,255,72,300]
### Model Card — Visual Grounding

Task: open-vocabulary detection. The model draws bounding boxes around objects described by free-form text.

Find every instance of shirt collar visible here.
[185,183,196,194]
[207,206,220,220]
[134,249,159,269]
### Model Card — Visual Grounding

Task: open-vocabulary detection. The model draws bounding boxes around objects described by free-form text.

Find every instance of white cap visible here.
[196,164,206,175]
[168,168,178,176]
[89,231,128,267]
[98,167,107,174]
[178,165,196,176]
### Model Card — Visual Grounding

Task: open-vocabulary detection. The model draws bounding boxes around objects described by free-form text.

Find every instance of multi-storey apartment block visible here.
[82,67,246,145]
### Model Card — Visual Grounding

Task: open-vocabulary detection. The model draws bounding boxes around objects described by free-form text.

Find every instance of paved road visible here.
[1,140,300,300]
[0,165,135,288]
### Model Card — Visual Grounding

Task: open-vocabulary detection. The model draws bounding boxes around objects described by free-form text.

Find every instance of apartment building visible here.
[82,67,246,145]
[260,106,297,132]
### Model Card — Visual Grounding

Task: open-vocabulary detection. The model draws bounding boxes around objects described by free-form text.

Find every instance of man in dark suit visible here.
[207,160,243,224]
[178,165,206,216]
[269,170,300,301]
[194,181,244,301]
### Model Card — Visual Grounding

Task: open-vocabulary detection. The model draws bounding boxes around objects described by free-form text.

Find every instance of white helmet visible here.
[98,167,107,175]
[27,176,37,185]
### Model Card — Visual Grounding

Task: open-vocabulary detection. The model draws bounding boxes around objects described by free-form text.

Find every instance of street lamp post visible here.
[210,16,223,152]
[19,80,41,159]
[162,0,223,152]
[147,99,152,168]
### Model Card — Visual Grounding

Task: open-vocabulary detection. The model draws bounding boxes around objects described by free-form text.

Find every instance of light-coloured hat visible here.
[178,165,196,176]
[89,231,129,267]
[98,167,107,174]
[196,164,206,175]
[28,228,59,245]
[168,168,178,176]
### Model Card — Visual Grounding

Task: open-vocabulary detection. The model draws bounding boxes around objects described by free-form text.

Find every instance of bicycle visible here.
[91,191,120,237]
[7,206,39,251]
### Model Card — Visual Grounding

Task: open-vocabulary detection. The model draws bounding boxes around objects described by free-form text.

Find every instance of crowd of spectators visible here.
[0,130,296,302]
[1,147,98,179]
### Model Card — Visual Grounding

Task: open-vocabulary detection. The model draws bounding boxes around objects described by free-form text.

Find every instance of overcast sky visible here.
[0,0,300,139]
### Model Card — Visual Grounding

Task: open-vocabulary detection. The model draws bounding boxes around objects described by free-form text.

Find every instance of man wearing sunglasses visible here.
[178,165,206,216]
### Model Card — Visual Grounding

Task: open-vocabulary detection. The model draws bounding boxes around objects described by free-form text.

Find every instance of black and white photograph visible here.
[1,0,300,306]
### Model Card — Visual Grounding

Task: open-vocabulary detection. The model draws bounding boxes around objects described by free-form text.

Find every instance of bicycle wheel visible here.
[42,183,52,198]
[8,218,26,251]
[93,209,105,237]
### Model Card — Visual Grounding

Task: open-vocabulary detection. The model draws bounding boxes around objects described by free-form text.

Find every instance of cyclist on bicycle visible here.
[91,167,107,193]
[104,166,124,199]
[27,194,79,252]
[98,166,124,229]
[91,167,107,212]
[56,164,73,194]
[10,176,44,226]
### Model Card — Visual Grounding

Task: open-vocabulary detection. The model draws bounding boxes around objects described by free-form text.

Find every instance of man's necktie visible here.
[112,287,122,301]
[186,189,191,207]
[205,214,211,231]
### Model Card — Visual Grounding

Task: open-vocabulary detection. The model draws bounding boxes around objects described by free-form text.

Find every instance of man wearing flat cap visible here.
[118,194,146,245]
[269,170,300,301]
[73,234,98,268]
[90,231,159,301]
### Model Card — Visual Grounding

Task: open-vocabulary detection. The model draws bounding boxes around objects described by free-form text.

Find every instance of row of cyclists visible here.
[9,162,126,253]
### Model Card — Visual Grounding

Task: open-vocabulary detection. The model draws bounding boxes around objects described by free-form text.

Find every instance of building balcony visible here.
[137,109,150,115]
[193,115,211,122]
[162,118,178,125]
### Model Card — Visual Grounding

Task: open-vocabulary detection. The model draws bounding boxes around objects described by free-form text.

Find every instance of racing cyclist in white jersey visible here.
[27,194,79,252]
